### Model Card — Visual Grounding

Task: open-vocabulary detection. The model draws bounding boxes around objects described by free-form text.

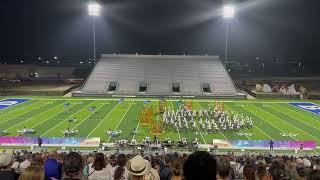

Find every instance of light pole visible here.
[88,2,101,63]
[223,5,235,65]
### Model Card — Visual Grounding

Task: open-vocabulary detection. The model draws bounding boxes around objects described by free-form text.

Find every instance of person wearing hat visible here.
[62,152,84,180]
[0,149,20,180]
[127,155,159,180]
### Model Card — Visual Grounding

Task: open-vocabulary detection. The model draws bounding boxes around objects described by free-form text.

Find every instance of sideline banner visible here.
[0,137,100,146]
[212,139,316,150]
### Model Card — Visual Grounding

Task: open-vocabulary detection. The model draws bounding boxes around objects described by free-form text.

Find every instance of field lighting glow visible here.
[223,5,235,19]
[88,3,101,16]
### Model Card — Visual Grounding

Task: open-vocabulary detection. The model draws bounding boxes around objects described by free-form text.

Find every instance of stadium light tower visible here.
[88,2,101,63]
[223,4,235,64]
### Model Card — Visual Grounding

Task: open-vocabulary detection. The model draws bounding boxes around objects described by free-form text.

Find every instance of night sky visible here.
[1,0,320,62]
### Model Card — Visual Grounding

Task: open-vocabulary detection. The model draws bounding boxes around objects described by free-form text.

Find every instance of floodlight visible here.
[223,5,235,19]
[88,3,101,16]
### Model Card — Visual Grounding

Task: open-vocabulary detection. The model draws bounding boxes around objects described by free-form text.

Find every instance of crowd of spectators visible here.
[1,149,320,180]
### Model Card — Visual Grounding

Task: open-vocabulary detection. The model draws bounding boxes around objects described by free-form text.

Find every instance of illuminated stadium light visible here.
[223,5,235,19]
[88,3,101,16]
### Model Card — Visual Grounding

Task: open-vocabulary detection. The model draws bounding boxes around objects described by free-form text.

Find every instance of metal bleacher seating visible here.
[77,54,240,98]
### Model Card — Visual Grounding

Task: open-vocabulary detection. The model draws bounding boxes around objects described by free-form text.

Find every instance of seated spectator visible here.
[243,164,256,180]
[183,151,217,180]
[297,167,307,180]
[308,169,320,180]
[217,156,233,180]
[127,155,159,180]
[62,152,84,180]
[18,165,45,180]
[284,160,298,180]
[19,154,32,172]
[0,149,20,180]
[158,155,173,180]
[113,154,128,180]
[88,153,112,180]
[171,159,183,180]
[44,150,62,180]
[269,161,285,180]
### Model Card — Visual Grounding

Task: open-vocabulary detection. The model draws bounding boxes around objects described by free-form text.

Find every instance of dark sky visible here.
[1,0,320,61]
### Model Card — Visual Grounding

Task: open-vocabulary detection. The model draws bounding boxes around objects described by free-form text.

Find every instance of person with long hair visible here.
[112,154,128,180]
[88,153,112,180]
[18,165,45,180]
[243,165,255,180]
[171,159,183,180]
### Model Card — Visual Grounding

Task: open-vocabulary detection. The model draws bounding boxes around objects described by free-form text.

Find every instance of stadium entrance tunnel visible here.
[172,82,181,93]
[107,81,118,91]
[201,83,212,93]
[139,81,148,92]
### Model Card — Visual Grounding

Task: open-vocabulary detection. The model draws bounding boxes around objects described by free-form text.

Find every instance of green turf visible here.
[0,97,319,147]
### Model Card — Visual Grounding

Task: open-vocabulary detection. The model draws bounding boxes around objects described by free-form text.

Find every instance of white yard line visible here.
[195,124,207,144]
[67,104,106,137]
[170,101,181,140]
[41,101,95,137]
[5,101,62,131]
[256,106,320,141]
[0,100,38,116]
[0,101,46,124]
[241,105,297,141]
[196,102,228,141]
[271,104,320,131]
[106,102,133,142]
[227,103,275,140]
[132,122,140,141]
[31,102,78,129]
[86,102,121,137]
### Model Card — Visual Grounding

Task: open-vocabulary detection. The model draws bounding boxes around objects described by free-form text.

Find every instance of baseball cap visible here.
[0,149,14,167]
[63,152,84,174]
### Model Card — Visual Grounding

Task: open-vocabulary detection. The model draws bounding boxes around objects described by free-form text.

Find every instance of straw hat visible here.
[126,155,151,176]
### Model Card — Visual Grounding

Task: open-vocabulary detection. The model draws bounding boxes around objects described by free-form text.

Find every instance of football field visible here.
[0,97,319,145]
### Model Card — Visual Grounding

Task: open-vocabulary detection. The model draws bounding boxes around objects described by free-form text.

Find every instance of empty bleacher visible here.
[74,54,242,98]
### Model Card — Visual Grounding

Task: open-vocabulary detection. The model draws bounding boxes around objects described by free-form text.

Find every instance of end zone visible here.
[0,98,30,109]
[288,102,320,115]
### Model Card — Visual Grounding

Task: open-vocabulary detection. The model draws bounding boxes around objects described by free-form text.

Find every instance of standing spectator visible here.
[18,165,45,180]
[44,150,62,180]
[38,137,43,148]
[62,152,84,180]
[88,153,112,180]
[112,154,128,180]
[183,151,217,180]
[269,140,274,151]
[0,149,19,180]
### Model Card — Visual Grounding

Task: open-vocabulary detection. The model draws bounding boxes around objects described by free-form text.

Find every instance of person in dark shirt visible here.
[0,149,20,180]
[38,137,43,148]
[269,140,274,151]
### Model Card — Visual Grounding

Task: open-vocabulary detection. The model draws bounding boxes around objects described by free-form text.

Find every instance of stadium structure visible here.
[72,54,245,98]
